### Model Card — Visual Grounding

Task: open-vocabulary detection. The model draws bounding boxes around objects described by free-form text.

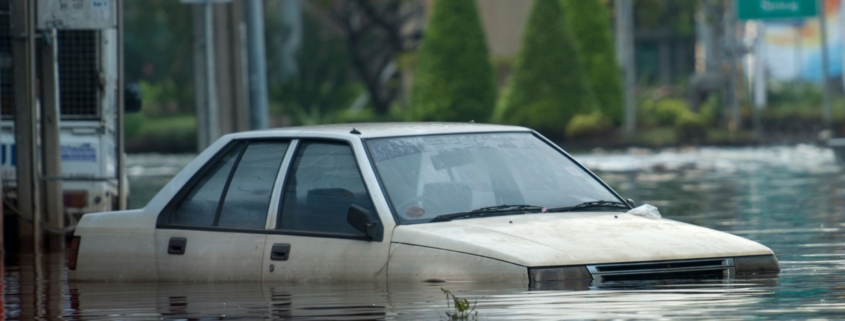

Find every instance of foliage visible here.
[441,288,478,321]
[409,0,496,122]
[639,98,690,127]
[561,0,623,125]
[566,111,613,138]
[314,0,425,114]
[269,12,363,126]
[499,0,596,136]
[124,1,194,112]
[125,114,197,153]
[630,0,697,36]
[674,111,707,144]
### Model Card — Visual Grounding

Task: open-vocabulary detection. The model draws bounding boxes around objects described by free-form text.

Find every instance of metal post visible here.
[245,0,268,130]
[726,0,740,134]
[117,0,127,210]
[819,0,832,129]
[753,22,766,141]
[11,0,41,252]
[204,4,220,139]
[38,28,64,250]
[616,0,636,134]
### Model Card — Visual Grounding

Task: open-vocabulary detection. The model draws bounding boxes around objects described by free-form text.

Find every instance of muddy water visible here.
[4,146,845,320]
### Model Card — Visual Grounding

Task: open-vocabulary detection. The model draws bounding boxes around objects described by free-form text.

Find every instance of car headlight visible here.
[734,255,780,276]
[529,265,592,283]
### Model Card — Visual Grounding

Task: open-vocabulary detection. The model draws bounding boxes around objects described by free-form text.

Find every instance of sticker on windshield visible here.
[405,206,425,218]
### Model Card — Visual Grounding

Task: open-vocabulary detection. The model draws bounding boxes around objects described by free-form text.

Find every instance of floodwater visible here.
[4,145,845,320]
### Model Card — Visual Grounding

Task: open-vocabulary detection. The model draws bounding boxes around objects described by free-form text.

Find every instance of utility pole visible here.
[246,0,269,130]
[725,0,740,134]
[818,0,832,129]
[190,1,221,151]
[37,28,64,250]
[615,0,636,134]
[11,0,40,252]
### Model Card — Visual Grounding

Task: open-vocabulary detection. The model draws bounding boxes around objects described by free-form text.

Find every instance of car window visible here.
[217,142,289,229]
[277,141,377,235]
[168,140,289,229]
[172,144,243,226]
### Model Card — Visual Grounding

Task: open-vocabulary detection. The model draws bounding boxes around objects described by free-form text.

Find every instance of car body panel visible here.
[155,229,266,282]
[386,243,528,283]
[70,209,157,281]
[390,212,774,267]
[261,137,396,284]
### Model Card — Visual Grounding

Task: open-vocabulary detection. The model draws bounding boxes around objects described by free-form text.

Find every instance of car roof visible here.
[229,122,533,139]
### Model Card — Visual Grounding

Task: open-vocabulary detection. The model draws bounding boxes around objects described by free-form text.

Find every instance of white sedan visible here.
[69,123,779,283]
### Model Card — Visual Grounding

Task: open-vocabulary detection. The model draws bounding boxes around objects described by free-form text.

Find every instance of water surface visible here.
[4,146,845,320]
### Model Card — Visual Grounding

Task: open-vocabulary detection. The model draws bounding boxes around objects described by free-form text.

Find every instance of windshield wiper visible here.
[547,200,630,213]
[430,204,545,222]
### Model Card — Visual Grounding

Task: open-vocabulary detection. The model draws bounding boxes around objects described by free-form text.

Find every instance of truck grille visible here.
[587,258,734,282]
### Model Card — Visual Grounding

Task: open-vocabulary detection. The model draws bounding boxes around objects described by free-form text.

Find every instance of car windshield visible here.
[366,132,622,223]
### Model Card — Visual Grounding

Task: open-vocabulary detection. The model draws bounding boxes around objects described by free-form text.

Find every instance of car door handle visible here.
[168,237,187,255]
[271,243,291,261]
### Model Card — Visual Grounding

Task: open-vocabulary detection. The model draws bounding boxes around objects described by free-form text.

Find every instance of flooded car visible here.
[69,123,779,283]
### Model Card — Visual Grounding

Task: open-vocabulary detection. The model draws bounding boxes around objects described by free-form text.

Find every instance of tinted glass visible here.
[366,133,621,223]
[278,142,377,235]
[173,144,242,226]
[217,142,289,229]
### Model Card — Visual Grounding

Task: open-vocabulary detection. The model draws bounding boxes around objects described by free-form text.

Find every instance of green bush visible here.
[409,0,496,122]
[674,111,707,144]
[499,0,596,136]
[561,0,623,125]
[566,111,612,138]
[640,98,690,127]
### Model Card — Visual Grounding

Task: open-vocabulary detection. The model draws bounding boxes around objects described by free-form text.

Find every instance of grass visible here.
[442,288,478,321]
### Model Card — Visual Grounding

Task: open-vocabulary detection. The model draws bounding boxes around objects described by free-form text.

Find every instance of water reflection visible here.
[4,147,845,320]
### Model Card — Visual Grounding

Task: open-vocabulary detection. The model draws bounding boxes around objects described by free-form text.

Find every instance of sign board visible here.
[737,0,818,20]
[37,0,117,30]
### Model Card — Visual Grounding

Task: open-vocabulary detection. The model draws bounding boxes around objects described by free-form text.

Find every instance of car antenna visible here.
[350,128,361,135]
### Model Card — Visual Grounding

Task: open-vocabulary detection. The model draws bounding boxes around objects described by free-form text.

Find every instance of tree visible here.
[561,0,623,125]
[317,0,425,115]
[409,0,496,122]
[499,0,595,136]
[269,12,361,125]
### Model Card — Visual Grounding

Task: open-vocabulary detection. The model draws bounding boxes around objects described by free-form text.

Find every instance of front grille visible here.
[587,258,734,282]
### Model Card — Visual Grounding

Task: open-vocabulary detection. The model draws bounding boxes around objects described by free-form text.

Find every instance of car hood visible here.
[390,212,774,267]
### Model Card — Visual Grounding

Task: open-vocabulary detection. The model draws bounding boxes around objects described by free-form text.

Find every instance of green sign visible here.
[737,0,818,20]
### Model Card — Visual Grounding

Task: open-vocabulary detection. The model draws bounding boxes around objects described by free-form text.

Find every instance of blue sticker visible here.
[61,144,97,162]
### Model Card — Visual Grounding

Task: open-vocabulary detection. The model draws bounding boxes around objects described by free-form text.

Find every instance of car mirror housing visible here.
[347,204,383,242]
[627,198,636,208]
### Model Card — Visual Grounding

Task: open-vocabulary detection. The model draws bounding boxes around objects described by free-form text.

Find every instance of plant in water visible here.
[441,288,478,320]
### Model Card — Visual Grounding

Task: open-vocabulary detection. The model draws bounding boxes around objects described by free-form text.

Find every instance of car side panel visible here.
[386,243,528,284]
[70,209,157,281]
[155,229,265,282]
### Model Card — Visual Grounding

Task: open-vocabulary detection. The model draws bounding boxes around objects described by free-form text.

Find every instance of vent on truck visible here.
[58,30,100,119]
[587,258,734,282]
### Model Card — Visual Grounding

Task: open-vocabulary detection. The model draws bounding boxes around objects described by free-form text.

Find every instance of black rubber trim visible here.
[155,224,371,241]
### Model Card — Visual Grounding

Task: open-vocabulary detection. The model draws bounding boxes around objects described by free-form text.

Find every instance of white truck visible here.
[1,28,138,217]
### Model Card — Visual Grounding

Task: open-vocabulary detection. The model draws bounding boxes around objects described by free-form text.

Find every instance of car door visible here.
[155,140,290,282]
[261,140,392,283]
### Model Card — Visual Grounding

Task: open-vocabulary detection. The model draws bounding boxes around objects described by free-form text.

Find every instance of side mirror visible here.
[347,204,383,242]
[627,198,636,208]
[124,82,142,113]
